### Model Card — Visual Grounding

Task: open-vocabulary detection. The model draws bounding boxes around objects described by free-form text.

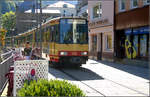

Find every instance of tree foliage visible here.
[0,28,7,47]
[1,11,16,33]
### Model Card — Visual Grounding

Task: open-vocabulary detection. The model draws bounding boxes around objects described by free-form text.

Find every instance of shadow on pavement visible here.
[49,66,104,81]
[96,60,149,80]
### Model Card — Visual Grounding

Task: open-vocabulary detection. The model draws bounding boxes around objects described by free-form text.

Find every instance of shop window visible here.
[119,0,126,12]
[92,3,102,19]
[106,35,112,50]
[133,35,138,57]
[92,35,97,52]
[131,0,138,9]
[140,35,147,57]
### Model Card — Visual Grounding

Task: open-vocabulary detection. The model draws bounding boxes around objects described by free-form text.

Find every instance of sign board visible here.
[13,60,48,96]
[139,26,149,34]
[125,26,149,35]
[125,29,132,35]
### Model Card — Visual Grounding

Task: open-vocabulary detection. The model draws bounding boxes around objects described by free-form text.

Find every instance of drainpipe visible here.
[131,28,133,59]
[113,0,116,61]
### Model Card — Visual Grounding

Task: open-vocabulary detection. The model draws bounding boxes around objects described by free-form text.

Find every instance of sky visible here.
[42,0,78,5]
[16,0,78,12]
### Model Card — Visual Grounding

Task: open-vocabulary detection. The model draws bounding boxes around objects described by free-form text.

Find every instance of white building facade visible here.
[88,0,114,61]
[44,1,76,17]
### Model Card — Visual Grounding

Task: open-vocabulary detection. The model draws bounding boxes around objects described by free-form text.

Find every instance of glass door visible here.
[133,35,138,58]
[140,34,147,57]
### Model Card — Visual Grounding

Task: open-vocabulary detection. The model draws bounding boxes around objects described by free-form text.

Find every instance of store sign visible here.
[88,19,109,28]
[133,28,139,34]
[139,26,149,34]
[125,29,132,35]
[68,19,86,24]
[125,26,149,35]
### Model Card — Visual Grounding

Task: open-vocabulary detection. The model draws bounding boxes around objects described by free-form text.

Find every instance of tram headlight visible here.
[81,52,88,55]
[60,52,68,56]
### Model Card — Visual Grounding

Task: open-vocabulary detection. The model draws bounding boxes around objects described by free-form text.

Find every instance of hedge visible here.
[17,79,85,96]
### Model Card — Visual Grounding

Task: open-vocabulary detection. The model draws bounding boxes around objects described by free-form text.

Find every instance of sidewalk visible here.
[114,58,148,68]
[84,59,149,96]
[95,59,149,80]
[1,83,8,96]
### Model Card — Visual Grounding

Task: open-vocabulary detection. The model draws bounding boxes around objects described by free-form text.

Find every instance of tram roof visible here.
[14,16,87,38]
[48,16,87,21]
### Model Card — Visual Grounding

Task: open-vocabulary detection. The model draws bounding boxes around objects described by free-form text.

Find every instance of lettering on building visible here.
[88,19,109,29]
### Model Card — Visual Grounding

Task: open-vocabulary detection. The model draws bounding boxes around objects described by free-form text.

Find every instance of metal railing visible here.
[1,50,13,60]
[0,50,13,95]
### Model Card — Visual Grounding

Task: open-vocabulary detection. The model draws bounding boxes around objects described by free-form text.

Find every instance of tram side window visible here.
[47,27,50,42]
[43,26,49,42]
[50,25,59,43]
[28,34,31,42]
[55,24,59,43]
[50,26,54,42]
[42,28,45,42]
[35,29,40,42]
[41,28,45,42]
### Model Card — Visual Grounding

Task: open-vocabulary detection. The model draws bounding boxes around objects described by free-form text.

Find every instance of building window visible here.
[92,3,102,19]
[119,0,126,12]
[106,35,112,50]
[131,0,138,9]
[144,0,150,5]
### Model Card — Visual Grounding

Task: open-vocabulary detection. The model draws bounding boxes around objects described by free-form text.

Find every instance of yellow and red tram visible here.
[13,17,89,66]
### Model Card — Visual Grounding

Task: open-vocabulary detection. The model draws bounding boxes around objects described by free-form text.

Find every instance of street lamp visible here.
[39,0,42,57]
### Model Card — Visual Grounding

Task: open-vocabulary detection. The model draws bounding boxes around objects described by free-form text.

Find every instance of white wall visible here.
[88,0,114,24]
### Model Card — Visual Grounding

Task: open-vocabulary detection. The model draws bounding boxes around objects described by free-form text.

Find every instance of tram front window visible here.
[60,19,88,44]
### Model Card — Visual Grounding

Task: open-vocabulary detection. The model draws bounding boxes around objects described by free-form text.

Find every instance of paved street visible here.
[48,59,149,96]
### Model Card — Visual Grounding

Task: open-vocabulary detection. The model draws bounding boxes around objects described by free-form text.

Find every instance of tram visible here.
[13,17,88,66]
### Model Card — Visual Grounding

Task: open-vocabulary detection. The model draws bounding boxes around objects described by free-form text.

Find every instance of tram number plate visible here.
[72,52,77,55]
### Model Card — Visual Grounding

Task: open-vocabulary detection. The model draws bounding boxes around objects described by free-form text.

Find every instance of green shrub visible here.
[17,79,85,96]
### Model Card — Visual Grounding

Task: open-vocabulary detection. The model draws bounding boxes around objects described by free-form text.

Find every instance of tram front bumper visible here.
[59,56,88,65]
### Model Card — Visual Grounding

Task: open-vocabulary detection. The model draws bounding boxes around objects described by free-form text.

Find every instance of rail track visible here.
[59,68,106,97]
[56,67,148,96]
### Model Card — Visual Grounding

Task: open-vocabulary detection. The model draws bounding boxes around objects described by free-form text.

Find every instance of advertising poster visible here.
[133,35,138,57]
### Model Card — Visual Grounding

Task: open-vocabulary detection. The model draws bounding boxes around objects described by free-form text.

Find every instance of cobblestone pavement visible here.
[48,59,149,96]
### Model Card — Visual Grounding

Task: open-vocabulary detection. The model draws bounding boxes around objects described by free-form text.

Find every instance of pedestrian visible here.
[23,41,32,60]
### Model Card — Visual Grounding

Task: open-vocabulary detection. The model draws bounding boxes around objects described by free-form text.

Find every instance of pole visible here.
[35,0,38,47]
[11,29,14,48]
[39,0,42,57]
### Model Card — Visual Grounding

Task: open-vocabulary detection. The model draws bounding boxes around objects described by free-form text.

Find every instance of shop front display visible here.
[124,26,149,60]
[140,34,147,57]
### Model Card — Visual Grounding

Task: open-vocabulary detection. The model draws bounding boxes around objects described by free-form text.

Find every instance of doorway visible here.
[98,33,103,60]
[115,30,125,58]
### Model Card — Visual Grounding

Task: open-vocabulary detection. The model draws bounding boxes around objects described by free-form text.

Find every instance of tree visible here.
[0,28,7,47]
[1,11,16,36]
